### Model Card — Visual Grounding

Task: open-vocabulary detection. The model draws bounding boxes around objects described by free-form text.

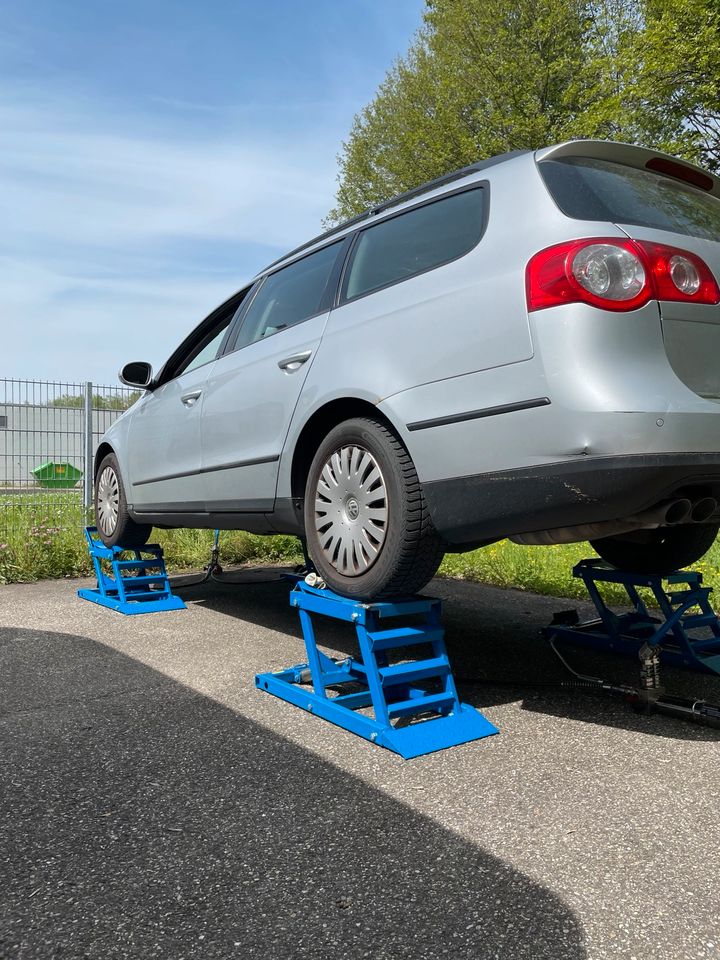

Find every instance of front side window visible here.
[234,241,341,350]
[163,286,254,383]
[342,187,485,302]
[179,322,233,376]
[540,157,720,241]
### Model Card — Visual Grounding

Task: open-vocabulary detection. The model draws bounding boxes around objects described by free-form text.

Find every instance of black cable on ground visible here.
[168,530,310,590]
[457,636,720,730]
[456,676,607,691]
[456,633,613,692]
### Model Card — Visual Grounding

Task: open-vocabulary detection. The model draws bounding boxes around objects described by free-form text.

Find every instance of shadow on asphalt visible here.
[1,626,585,960]
[176,575,720,743]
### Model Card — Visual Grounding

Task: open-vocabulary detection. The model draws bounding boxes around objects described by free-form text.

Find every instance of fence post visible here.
[83,381,93,514]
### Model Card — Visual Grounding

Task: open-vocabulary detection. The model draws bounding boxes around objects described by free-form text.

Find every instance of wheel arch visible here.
[94,442,115,480]
[289,398,403,500]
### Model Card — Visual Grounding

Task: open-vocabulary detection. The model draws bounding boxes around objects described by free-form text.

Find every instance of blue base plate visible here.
[77,587,186,615]
[255,669,498,759]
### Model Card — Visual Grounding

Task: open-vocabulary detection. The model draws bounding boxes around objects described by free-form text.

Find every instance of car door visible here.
[200,239,346,512]
[126,294,245,512]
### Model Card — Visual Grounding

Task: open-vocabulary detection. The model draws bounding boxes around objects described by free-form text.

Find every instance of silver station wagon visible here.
[96,139,720,598]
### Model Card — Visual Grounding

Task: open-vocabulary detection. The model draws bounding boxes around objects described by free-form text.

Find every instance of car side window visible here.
[342,187,485,302]
[233,241,341,351]
[164,288,254,383]
[178,322,233,377]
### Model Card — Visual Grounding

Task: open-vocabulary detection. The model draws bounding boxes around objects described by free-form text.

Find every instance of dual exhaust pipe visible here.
[657,496,717,525]
[511,496,718,547]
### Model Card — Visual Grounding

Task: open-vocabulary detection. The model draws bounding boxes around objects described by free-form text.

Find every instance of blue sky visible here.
[1,0,424,384]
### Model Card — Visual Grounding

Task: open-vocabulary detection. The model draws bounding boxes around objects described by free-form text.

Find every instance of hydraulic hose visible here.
[458,635,720,730]
[653,695,720,728]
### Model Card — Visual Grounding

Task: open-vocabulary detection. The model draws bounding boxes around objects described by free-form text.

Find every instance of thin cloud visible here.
[1,93,340,381]
[0,97,336,253]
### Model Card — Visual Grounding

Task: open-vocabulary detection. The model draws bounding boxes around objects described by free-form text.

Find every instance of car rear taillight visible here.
[526,237,720,312]
[639,241,720,304]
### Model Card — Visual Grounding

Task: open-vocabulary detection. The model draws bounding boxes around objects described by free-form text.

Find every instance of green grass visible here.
[438,537,720,607]
[0,493,303,584]
[2,492,719,606]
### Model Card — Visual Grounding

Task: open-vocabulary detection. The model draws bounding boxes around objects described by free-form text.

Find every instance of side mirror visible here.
[119,361,154,389]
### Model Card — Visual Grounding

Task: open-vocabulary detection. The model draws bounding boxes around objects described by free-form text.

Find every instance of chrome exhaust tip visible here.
[662,498,693,525]
[691,497,717,523]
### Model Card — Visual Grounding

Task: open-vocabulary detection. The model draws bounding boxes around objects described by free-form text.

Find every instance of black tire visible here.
[303,417,445,599]
[590,523,719,574]
[94,452,152,549]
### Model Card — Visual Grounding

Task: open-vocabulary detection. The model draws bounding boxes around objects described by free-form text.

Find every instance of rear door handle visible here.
[181,390,202,407]
[278,350,312,373]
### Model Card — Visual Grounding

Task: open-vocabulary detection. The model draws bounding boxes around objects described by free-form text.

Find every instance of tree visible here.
[575,0,720,170]
[50,391,141,411]
[328,0,592,222]
[635,0,720,171]
[328,0,719,223]
[568,0,647,143]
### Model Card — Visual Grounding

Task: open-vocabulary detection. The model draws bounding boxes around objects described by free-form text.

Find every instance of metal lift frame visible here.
[78,526,186,614]
[255,579,498,759]
[77,527,720,739]
[544,558,720,675]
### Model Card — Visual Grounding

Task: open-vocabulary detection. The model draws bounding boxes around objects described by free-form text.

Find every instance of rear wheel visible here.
[590,523,719,574]
[303,417,445,599]
[95,453,152,549]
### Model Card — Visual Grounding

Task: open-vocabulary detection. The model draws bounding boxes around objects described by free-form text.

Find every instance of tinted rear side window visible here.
[540,157,720,241]
[342,187,485,302]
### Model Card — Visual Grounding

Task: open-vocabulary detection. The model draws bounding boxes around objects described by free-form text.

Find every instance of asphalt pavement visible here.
[1,571,719,959]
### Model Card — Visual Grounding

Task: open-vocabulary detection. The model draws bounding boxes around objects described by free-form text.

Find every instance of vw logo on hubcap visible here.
[314,444,388,577]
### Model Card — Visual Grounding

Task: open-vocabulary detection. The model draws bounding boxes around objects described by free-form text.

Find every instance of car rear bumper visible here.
[423,453,720,545]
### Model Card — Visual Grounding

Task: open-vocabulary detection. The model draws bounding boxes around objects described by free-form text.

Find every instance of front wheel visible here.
[95,453,152,549]
[590,523,719,574]
[303,417,445,599]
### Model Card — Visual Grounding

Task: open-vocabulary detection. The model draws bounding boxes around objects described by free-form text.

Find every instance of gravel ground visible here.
[1,571,719,960]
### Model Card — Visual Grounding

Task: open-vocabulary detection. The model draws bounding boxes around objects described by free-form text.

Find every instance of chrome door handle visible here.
[278,350,312,373]
[181,390,202,407]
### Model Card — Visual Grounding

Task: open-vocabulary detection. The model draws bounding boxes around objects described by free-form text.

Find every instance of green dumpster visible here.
[31,461,83,489]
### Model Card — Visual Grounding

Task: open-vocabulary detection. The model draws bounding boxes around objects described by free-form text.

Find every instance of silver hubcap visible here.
[97,466,120,536]
[314,444,388,576]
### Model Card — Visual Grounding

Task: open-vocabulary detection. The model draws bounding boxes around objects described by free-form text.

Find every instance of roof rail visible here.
[264,149,529,271]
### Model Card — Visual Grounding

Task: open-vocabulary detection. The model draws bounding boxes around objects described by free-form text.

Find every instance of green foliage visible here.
[329,0,720,222]
[439,537,720,607]
[151,528,303,572]
[0,495,302,584]
[633,0,720,171]
[2,495,719,614]
[50,391,141,411]
[0,496,92,583]
[329,0,590,221]
[440,540,630,602]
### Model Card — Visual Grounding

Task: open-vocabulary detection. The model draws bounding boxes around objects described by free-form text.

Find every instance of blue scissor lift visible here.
[256,579,498,759]
[78,524,720,749]
[78,526,186,614]
[77,526,497,756]
[543,558,720,676]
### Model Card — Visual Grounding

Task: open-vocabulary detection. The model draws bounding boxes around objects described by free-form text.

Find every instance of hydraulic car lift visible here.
[78,527,720,749]
[78,526,497,756]
[543,558,720,676]
[255,578,499,759]
[78,526,186,614]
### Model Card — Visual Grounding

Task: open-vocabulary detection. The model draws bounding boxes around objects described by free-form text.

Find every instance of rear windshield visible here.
[539,156,720,241]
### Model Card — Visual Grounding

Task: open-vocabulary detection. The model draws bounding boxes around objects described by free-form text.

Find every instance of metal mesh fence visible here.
[0,379,137,542]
